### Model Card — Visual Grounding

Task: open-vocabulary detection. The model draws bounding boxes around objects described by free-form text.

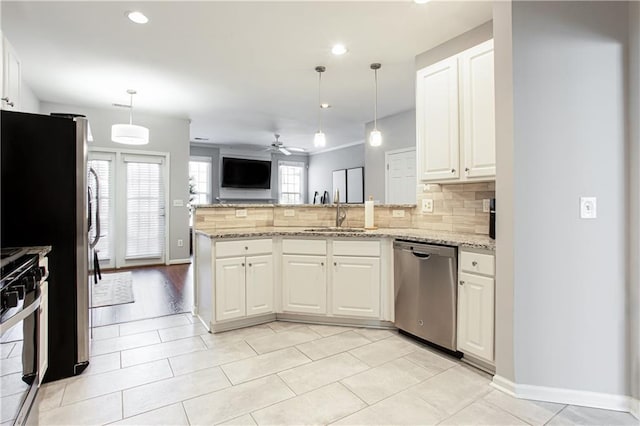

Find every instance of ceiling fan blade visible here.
[287,147,305,153]
[279,147,291,156]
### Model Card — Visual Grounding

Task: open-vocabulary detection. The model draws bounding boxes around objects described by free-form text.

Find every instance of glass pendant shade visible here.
[111,123,149,145]
[369,129,382,147]
[314,131,326,148]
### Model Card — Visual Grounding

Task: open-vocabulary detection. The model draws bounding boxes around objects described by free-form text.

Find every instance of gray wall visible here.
[629,1,640,403]
[364,109,415,203]
[40,101,191,262]
[506,1,630,396]
[308,143,364,204]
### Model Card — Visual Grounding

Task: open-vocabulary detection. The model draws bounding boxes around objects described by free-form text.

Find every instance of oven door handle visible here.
[0,295,41,336]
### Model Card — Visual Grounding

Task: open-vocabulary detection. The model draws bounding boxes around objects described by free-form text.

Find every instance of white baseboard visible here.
[168,258,192,265]
[491,375,636,415]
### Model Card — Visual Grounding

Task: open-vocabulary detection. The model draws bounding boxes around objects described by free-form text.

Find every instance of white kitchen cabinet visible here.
[460,40,496,179]
[457,248,495,363]
[416,56,460,182]
[416,39,495,183]
[282,254,327,315]
[2,37,21,110]
[246,254,273,316]
[38,280,48,383]
[215,257,246,321]
[332,256,380,318]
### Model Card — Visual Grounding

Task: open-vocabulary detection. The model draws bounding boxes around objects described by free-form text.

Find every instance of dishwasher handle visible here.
[411,251,431,260]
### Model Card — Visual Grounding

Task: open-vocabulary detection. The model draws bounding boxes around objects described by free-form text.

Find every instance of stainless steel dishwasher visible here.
[393,240,458,352]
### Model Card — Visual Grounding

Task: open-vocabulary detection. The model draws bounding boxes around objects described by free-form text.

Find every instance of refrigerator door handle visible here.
[88,167,100,249]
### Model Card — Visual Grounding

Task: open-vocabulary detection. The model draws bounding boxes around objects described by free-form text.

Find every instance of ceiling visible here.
[1,1,492,152]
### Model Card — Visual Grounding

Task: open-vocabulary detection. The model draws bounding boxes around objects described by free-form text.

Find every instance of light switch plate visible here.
[173,199,184,207]
[422,198,434,213]
[235,209,248,218]
[580,197,597,219]
[483,199,490,213]
[284,209,295,217]
[392,210,405,218]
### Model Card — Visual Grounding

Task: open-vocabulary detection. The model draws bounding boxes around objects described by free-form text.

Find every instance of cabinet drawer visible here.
[332,240,380,257]
[282,239,326,255]
[460,250,495,276]
[216,239,272,257]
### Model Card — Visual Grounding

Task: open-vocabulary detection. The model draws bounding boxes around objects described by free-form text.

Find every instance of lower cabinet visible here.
[282,254,327,315]
[332,256,380,318]
[38,280,48,383]
[215,254,274,321]
[457,249,495,363]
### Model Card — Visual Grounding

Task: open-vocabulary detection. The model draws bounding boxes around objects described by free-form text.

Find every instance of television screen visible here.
[221,157,271,189]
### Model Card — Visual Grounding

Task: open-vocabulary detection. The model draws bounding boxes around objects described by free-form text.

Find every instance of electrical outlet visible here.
[483,199,490,213]
[173,199,184,207]
[177,239,184,247]
[421,198,434,213]
[235,209,248,218]
[392,210,405,218]
[284,209,295,217]
[580,197,597,219]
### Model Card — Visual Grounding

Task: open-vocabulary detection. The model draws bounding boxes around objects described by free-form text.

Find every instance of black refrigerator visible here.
[1,110,91,381]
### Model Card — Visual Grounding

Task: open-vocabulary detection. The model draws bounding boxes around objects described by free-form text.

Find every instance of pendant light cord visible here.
[318,71,322,132]
[374,68,378,130]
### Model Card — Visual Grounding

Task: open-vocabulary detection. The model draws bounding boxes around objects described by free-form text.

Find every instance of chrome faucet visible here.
[335,189,347,227]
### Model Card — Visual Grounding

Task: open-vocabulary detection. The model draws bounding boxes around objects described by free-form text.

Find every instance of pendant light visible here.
[369,63,382,147]
[111,89,149,145]
[313,66,327,148]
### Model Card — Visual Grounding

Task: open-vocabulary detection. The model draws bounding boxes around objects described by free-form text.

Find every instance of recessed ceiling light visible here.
[331,44,348,56]
[320,103,331,109]
[126,11,149,24]
[414,0,431,4]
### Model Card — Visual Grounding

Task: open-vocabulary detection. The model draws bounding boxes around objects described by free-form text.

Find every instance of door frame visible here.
[384,147,417,204]
[89,147,171,268]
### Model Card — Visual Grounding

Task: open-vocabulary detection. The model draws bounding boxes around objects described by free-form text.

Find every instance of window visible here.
[189,157,212,205]
[279,161,305,204]
[88,158,113,262]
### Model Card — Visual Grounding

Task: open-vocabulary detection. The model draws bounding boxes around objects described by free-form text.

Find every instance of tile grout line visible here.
[544,405,569,426]
[481,396,537,425]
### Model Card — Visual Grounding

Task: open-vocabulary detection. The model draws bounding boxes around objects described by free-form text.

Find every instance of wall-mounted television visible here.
[221,157,272,189]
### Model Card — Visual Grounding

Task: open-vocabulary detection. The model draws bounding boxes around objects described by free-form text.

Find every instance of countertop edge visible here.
[194,204,417,209]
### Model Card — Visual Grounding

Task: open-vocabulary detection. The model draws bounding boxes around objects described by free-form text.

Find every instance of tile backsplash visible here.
[414,182,495,234]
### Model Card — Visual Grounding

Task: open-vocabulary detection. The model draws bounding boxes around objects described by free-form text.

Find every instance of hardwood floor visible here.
[91,263,193,327]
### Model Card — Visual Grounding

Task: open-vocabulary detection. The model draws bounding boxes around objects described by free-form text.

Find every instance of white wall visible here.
[19,81,39,114]
[308,143,364,203]
[503,1,630,400]
[40,102,191,262]
[364,109,415,203]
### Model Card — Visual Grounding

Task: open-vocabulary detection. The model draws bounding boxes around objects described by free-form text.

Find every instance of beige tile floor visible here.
[24,314,638,426]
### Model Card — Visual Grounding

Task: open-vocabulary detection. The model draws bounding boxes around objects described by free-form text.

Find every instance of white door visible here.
[282,255,327,314]
[2,37,20,110]
[246,254,273,316]
[88,152,116,269]
[332,256,380,318]
[416,56,460,182]
[457,271,495,361]
[118,154,167,267]
[460,39,496,179]
[385,149,416,204]
[215,257,246,321]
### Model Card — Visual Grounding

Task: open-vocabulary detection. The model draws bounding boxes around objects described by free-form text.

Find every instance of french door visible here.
[89,151,168,269]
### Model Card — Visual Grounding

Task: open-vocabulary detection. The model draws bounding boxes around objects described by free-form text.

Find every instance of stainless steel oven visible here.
[1,248,46,425]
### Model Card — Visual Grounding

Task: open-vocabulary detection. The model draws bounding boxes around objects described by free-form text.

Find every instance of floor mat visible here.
[91,272,135,308]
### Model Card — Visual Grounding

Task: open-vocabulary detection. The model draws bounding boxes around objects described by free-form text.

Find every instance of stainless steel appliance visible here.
[1,111,92,381]
[0,248,46,425]
[393,240,459,352]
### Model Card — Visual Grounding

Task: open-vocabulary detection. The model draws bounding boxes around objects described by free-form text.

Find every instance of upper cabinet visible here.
[2,36,21,111]
[417,39,495,183]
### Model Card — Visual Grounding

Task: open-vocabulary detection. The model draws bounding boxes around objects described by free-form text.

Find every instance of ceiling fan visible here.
[266,134,305,156]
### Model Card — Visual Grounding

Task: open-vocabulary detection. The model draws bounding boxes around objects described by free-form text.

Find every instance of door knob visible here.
[1,97,14,107]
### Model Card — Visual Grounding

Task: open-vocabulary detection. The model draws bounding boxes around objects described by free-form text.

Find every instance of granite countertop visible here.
[194,204,417,209]
[195,227,494,250]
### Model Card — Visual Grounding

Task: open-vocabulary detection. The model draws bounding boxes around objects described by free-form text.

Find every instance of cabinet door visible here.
[460,39,495,179]
[215,257,246,321]
[457,272,494,361]
[416,56,460,182]
[282,255,327,314]
[246,254,273,316]
[332,256,380,318]
[2,37,20,110]
[38,281,49,383]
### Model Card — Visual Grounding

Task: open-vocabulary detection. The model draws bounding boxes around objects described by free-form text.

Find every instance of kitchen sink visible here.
[304,227,365,232]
